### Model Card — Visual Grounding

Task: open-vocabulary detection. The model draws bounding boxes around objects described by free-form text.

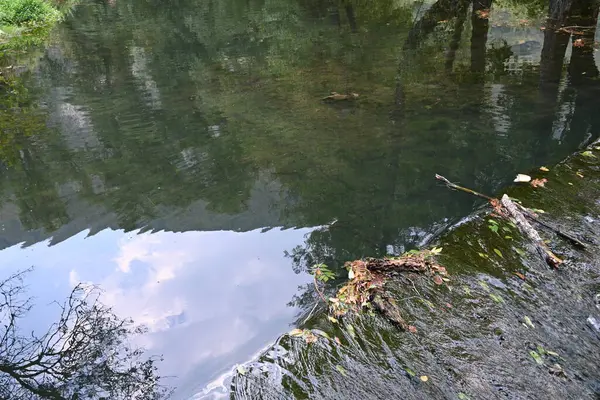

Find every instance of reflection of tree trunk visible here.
[331,6,341,27]
[405,0,465,50]
[539,0,572,89]
[345,4,357,32]
[536,0,600,155]
[567,0,600,84]
[562,0,600,148]
[445,0,470,71]
[532,1,571,162]
[471,0,492,76]
[537,0,572,147]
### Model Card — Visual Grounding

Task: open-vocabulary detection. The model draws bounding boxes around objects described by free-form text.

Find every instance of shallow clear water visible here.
[1,0,599,398]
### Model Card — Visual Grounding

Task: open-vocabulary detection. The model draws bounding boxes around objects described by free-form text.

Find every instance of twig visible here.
[436,174,566,267]
[559,25,596,29]
[406,276,422,297]
[435,174,494,201]
[313,277,327,303]
[437,174,585,249]
[302,301,319,324]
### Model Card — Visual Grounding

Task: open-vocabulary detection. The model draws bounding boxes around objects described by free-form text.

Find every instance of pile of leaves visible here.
[327,248,447,331]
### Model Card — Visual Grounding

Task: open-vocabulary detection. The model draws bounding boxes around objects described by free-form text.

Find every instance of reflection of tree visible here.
[284,0,600,283]
[0,270,169,399]
[536,0,600,153]
[0,73,74,232]
[471,0,493,75]
[2,0,599,255]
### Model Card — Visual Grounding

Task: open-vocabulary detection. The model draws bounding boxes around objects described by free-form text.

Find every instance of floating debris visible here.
[523,316,535,329]
[530,178,548,188]
[514,174,532,183]
[328,249,447,330]
[322,92,359,101]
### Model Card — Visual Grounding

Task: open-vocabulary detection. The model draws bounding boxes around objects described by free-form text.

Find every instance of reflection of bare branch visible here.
[0,270,170,399]
[557,25,596,34]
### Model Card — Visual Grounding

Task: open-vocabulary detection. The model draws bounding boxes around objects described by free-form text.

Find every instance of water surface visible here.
[1,0,599,397]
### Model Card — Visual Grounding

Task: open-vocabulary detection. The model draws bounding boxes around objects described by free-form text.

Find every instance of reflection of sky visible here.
[0,227,314,399]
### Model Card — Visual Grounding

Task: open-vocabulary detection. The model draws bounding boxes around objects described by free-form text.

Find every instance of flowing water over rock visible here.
[232,146,600,399]
[0,0,599,398]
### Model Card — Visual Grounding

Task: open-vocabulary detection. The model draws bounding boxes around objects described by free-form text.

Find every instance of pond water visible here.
[1,0,599,398]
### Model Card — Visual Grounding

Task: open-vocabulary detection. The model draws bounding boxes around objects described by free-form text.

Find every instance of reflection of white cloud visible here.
[0,227,313,400]
[69,269,79,287]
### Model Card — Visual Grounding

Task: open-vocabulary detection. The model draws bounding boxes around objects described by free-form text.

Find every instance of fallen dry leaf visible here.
[420,375,429,382]
[304,331,318,344]
[433,275,444,285]
[289,328,303,337]
[514,272,526,280]
[539,166,549,172]
[476,9,490,19]
[531,178,547,188]
[408,325,417,333]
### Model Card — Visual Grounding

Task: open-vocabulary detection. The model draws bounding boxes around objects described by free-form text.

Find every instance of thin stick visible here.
[303,301,319,324]
[313,277,327,303]
[436,174,585,248]
[435,174,494,201]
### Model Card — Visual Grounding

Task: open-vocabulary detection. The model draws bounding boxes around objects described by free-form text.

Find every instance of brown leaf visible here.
[408,325,417,333]
[476,9,490,19]
[322,92,359,101]
[445,303,453,308]
[433,275,444,285]
[304,331,318,344]
[530,178,547,188]
[514,272,526,280]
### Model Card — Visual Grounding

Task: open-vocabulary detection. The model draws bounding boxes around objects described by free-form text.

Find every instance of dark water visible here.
[0,0,599,398]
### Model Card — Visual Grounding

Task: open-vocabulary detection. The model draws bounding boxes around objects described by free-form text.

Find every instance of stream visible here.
[0,0,599,398]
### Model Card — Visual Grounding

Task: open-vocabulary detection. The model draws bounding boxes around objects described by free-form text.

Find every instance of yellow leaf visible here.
[539,166,549,172]
[420,375,429,382]
[430,247,443,255]
[289,328,303,337]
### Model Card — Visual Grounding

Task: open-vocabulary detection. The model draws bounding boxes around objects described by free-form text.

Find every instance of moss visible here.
[0,0,60,25]
[0,0,65,55]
